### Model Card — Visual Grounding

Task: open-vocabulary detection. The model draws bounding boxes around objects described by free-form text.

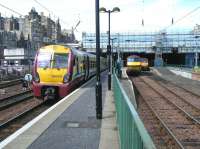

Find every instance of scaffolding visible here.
[82,31,200,54]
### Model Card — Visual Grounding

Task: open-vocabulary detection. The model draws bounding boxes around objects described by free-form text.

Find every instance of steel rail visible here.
[140,77,200,126]
[150,76,200,118]
[0,100,45,129]
[0,79,22,89]
[0,90,33,111]
[132,77,184,149]
[154,74,200,99]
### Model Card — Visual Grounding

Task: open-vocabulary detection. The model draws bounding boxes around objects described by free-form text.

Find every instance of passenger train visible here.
[126,55,142,74]
[32,45,107,100]
[141,58,150,71]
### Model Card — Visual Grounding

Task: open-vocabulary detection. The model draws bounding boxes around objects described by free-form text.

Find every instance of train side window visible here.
[73,58,76,66]
[91,61,93,68]
[90,61,92,68]
[76,57,79,73]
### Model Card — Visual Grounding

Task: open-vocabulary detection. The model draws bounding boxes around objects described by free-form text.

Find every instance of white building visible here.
[3,48,35,65]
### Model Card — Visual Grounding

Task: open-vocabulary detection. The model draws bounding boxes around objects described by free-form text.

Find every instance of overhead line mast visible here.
[162,5,200,31]
[0,3,23,16]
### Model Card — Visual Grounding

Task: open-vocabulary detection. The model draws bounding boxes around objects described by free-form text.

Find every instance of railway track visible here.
[0,99,42,128]
[152,75,200,99]
[137,95,181,148]
[0,98,48,141]
[145,76,200,121]
[0,90,33,111]
[0,79,22,89]
[132,76,200,149]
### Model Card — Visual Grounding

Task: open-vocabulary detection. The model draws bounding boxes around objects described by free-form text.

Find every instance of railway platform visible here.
[0,72,119,149]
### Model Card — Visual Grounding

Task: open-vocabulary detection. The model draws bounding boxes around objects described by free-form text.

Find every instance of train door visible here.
[83,55,89,80]
[83,56,87,80]
[86,56,89,79]
[76,57,79,75]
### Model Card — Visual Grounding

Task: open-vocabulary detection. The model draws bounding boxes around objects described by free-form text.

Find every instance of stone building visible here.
[19,8,43,51]
[61,29,75,43]
[0,31,18,58]
[40,13,56,43]
[0,13,4,30]
[4,16,19,32]
[0,7,73,61]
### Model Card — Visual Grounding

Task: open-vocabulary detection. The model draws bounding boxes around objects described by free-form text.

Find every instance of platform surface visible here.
[1,72,119,149]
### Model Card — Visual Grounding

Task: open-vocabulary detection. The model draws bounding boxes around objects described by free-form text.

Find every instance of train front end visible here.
[126,56,141,74]
[141,58,150,71]
[32,45,72,100]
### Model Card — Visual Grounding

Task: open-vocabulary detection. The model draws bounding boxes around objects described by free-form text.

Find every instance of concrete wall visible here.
[185,53,194,67]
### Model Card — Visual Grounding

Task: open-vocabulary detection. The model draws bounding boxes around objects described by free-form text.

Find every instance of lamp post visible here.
[27,34,31,74]
[110,38,117,72]
[195,35,199,68]
[100,7,120,90]
[95,0,102,119]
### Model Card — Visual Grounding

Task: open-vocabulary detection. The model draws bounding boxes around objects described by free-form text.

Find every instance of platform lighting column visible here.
[108,11,111,90]
[27,34,31,74]
[95,0,102,119]
[99,7,120,90]
[195,35,199,67]
[111,38,117,73]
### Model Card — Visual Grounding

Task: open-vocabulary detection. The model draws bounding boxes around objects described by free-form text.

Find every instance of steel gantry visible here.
[82,31,200,54]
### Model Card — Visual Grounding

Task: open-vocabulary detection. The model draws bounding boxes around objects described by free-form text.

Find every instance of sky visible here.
[0,0,200,40]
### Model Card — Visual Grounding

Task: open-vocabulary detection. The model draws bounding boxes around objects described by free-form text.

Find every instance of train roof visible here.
[140,57,148,60]
[71,48,96,58]
[39,45,70,53]
[140,57,148,62]
[39,45,97,58]
[127,55,140,58]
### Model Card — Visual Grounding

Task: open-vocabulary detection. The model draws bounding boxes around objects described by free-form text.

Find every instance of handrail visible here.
[113,73,156,149]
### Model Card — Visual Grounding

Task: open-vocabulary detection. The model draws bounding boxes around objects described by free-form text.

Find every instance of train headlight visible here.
[63,74,70,83]
[34,72,40,83]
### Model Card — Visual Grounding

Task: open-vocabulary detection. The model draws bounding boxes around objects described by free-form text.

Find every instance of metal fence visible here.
[113,73,156,149]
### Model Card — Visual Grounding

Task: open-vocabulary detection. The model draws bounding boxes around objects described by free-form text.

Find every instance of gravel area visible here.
[137,95,171,149]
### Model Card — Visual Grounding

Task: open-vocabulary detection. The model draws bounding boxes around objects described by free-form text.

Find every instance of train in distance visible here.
[126,55,149,74]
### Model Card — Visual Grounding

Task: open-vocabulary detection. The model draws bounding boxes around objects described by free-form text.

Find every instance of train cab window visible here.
[73,58,76,66]
[127,57,140,62]
[37,52,51,68]
[53,53,68,68]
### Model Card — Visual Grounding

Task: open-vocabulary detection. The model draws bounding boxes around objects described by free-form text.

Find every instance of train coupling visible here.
[44,87,56,100]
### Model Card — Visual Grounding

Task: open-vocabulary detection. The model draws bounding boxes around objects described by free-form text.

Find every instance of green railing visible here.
[113,73,156,149]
